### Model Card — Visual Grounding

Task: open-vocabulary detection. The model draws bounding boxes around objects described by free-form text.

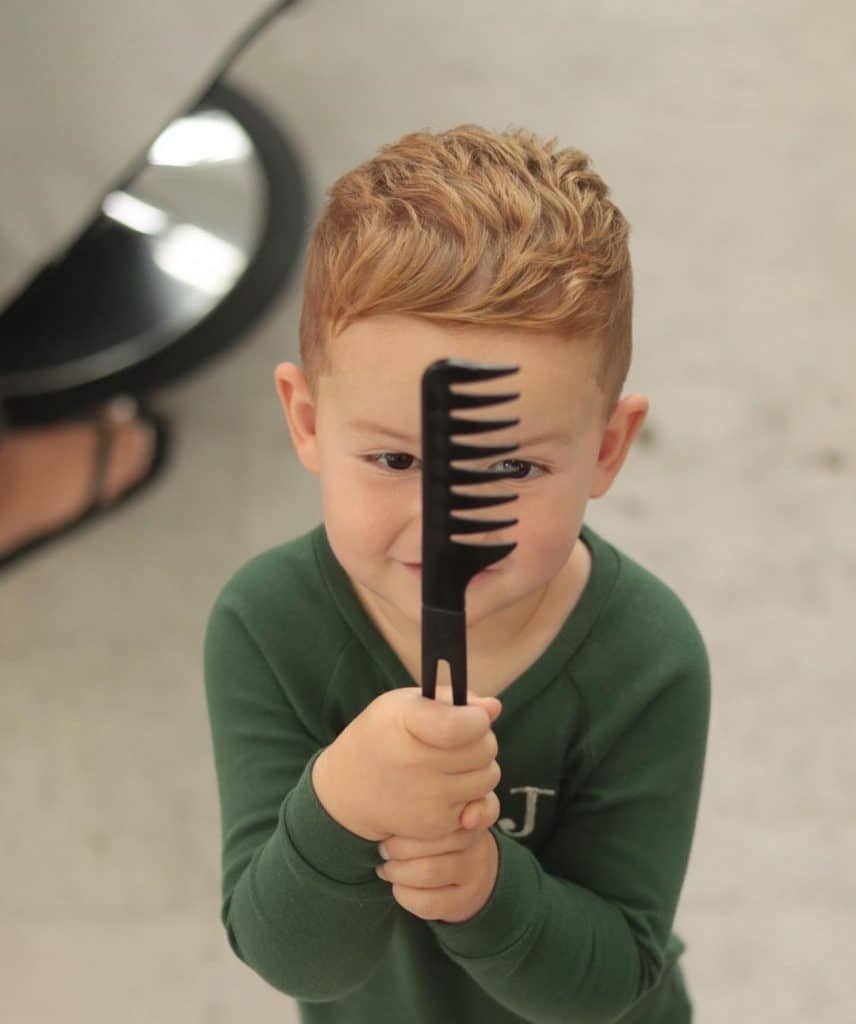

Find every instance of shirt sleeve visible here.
[427,633,711,1023]
[203,595,395,1001]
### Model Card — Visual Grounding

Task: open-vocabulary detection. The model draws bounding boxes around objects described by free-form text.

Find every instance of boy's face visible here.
[275,314,646,656]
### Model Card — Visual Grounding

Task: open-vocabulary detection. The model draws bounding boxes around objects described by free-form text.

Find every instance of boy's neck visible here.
[350,539,592,694]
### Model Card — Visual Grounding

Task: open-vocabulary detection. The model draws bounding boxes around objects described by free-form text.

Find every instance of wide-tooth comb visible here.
[420,358,521,706]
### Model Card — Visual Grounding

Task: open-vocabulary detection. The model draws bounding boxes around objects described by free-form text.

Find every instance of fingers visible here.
[461,790,501,830]
[479,697,503,722]
[460,803,481,831]
[435,728,498,775]
[380,827,474,863]
[449,760,501,814]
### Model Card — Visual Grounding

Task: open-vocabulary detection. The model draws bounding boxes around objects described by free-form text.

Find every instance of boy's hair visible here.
[298,123,633,423]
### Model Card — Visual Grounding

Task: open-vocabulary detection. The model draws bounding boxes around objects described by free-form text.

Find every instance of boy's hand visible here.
[373,740,503,924]
[374,824,500,925]
[313,682,502,842]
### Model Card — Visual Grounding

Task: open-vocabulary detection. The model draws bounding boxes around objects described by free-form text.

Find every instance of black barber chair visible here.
[0,5,308,428]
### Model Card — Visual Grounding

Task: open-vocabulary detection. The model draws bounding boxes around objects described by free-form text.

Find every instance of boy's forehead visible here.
[324,315,600,424]
[323,348,597,444]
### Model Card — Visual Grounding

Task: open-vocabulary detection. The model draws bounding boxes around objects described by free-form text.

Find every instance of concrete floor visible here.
[2,1,854,1021]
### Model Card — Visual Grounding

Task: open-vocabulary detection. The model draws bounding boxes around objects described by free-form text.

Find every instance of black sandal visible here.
[0,396,171,573]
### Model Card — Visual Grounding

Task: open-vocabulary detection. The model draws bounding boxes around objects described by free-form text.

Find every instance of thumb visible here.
[427,681,502,720]
[408,692,493,749]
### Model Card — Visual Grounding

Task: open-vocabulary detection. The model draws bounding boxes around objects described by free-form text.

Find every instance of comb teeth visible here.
[444,363,520,385]
[446,416,521,492]
[449,390,520,410]
[421,358,522,604]
[447,414,520,435]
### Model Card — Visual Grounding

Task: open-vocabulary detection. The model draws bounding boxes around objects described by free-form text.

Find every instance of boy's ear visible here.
[274,362,321,475]
[589,394,649,500]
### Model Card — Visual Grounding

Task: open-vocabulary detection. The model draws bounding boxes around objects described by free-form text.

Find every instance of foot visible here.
[0,399,156,559]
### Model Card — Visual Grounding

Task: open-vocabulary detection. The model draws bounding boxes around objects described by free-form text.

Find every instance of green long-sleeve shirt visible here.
[203,521,710,1023]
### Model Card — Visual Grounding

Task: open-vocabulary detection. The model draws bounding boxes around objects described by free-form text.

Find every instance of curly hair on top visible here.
[298,123,633,421]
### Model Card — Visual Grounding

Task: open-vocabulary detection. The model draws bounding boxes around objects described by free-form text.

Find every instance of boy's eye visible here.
[365,452,545,481]
[371,452,419,473]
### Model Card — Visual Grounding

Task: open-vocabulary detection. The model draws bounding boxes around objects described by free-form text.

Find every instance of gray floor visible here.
[2,2,854,1021]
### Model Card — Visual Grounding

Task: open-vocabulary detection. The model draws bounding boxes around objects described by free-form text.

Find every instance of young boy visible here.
[204,124,710,1023]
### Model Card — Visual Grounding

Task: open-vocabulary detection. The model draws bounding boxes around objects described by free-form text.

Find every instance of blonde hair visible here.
[298,123,633,422]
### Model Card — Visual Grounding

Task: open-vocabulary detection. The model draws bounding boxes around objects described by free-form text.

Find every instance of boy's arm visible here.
[203,597,392,1001]
[426,637,711,1023]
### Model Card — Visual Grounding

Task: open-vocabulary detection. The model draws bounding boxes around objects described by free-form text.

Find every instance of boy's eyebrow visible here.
[350,420,566,446]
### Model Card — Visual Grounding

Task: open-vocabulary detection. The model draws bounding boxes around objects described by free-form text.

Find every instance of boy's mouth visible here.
[402,562,495,578]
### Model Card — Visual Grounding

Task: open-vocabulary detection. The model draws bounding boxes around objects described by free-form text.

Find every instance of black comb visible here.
[420,358,521,707]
